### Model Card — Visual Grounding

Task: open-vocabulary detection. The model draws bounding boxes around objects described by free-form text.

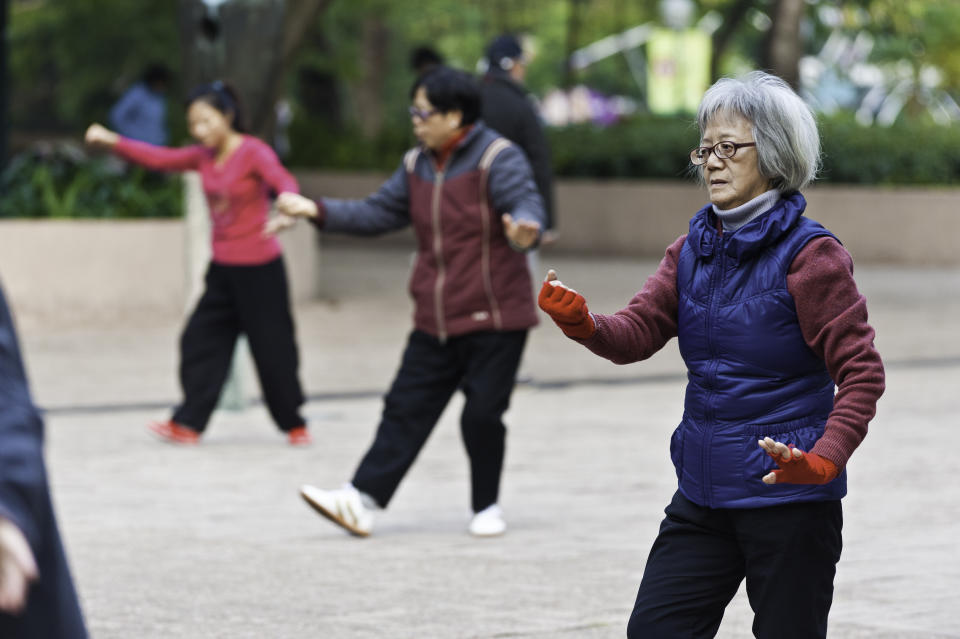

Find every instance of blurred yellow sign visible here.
[647,27,711,115]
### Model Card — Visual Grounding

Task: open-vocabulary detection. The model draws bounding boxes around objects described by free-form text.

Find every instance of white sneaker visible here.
[469,504,506,537]
[300,484,374,537]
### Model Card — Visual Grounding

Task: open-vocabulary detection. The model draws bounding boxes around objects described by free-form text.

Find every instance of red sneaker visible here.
[287,426,312,446]
[148,420,200,445]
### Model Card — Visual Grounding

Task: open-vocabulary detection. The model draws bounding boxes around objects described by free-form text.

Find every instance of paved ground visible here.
[13,239,960,638]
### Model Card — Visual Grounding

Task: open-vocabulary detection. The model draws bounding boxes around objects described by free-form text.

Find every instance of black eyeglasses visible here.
[408,106,439,120]
[690,141,756,165]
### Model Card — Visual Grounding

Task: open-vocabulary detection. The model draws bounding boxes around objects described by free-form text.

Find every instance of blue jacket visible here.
[109,82,168,146]
[672,192,847,508]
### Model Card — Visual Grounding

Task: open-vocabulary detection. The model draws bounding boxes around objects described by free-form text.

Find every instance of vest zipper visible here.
[702,234,724,507]
[431,169,447,342]
[478,156,503,330]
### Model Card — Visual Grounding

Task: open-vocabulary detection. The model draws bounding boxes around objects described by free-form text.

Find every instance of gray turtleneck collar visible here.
[712,189,782,232]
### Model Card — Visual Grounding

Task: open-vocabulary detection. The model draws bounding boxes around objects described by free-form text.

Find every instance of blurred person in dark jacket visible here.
[0,282,87,638]
[480,34,555,236]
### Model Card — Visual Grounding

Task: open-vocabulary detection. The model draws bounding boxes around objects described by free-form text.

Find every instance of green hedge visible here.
[0,144,182,219]
[548,114,960,185]
[818,116,960,185]
[287,111,960,186]
[3,114,957,219]
[286,117,414,172]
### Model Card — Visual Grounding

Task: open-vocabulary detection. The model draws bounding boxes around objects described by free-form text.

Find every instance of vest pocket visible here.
[742,417,827,496]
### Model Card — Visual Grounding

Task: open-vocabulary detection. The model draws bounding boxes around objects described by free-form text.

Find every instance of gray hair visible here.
[696,71,820,193]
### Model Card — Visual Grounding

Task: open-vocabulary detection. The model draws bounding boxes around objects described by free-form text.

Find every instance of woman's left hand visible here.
[502,214,541,250]
[758,437,839,485]
[263,213,297,237]
[276,192,319,219]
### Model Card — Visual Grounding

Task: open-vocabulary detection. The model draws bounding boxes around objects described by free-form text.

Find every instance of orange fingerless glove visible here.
[766,445,839,485]
[537,280,596,340]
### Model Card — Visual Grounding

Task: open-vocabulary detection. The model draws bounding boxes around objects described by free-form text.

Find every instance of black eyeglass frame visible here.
[408,106,440,120]
[690,141,757,165]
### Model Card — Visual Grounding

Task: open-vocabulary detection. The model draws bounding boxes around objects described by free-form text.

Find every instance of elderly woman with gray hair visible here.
[538,71,885,638]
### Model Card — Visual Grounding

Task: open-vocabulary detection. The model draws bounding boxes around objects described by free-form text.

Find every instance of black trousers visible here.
[172,258,305,433]
[352,329,528,512]
[627,491,843,639]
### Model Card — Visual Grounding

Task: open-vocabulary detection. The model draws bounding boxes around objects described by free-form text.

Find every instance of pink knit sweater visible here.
[114,135,298,265]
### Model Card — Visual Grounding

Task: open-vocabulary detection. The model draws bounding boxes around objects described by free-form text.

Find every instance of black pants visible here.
[172,258,305,433]
[627,491,843,639]
[352,329,527,512]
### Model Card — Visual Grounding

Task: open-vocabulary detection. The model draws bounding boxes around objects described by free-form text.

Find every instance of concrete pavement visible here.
[14,239,960,638]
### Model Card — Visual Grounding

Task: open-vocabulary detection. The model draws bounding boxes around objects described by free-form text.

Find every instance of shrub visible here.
[285,110,960,186]
[546,114,960,185]
[0,142,182,219]
[818,115,960,185]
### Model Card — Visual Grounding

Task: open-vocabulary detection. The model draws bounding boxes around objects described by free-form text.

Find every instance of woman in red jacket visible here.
[277,67,544,537]
[85,81,310,446]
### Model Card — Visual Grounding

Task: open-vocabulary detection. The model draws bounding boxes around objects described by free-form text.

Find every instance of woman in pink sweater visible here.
[85,81,310,446]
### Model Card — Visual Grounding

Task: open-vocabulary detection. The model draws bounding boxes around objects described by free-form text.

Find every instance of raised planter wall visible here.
[0,174,955,322]
[0,219,319,324]
[297,172,960,266]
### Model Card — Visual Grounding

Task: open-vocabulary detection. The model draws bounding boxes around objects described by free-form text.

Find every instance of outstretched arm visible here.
[277,163,411,236]
[543,236,683,365]
[85,123,203,172]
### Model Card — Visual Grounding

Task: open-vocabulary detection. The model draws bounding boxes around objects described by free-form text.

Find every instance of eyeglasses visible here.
[690,141,756,165]
[408,106,439,120]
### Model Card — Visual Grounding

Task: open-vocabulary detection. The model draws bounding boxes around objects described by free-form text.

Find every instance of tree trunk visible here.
[0,0,7,168]
[763,0,805,88]
[177,0,330,140]
[351,14,390,139]
[711,0,758,82]
[563,0,585,89]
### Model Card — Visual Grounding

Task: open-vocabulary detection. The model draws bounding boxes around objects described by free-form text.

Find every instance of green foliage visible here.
[546,114,960,185]
[819,115,960,185]
[285,111,415,171]
[284,108,960,185]
[548,117,699,179]
[9,0,179,131]
[0,145,183,219]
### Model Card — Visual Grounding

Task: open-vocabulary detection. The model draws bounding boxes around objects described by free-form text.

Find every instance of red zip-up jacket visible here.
[315,123,546,340]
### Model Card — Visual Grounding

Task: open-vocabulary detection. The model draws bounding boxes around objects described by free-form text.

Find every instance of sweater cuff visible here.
[809,433,851,470]
[309,200,327,229]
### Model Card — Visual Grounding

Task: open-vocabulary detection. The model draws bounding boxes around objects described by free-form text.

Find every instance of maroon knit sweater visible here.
[582,235,885,469]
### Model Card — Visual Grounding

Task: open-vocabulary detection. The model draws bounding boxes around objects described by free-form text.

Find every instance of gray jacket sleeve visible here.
[320,163,410,236]
[487,144,546,234]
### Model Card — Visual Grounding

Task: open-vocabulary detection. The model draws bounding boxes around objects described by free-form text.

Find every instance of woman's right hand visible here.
[538,269,596,339]
[84,123,119,148]
[276,192,319,219]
